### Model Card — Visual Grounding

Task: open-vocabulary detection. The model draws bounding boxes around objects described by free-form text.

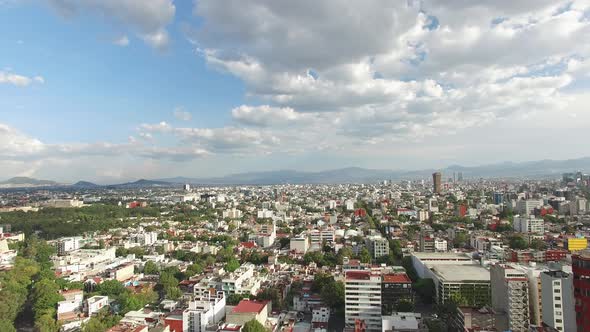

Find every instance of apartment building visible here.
[344,271,382,332]
[513,215,544,234]
[183,291,226,332]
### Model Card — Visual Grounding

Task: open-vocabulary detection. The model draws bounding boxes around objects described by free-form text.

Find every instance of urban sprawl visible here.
[1,172,590,332]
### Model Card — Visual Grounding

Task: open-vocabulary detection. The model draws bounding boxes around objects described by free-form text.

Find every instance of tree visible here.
[530,239,547,251]
[143,261,159,275]
[34,314,60,332]
[320,281,344,308]
[31,278,64,320]
[97,280,126,298]
[0,319,16,332]
[395,300,415,312]
[509,236,528,250]
[242,319,267,332]
[225,258,240,272]
[453,232,468,248]
[359,248,371,264]
[413,278,436,304]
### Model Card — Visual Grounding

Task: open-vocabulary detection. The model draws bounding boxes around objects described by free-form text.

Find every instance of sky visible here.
[1,0,590,183]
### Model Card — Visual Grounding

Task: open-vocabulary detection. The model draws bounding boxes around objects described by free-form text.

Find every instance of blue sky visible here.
[1,0,590,183]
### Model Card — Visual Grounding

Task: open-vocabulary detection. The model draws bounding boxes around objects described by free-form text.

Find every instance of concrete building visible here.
[515,199,544,215]
[513,215,544,234]
[541,269,576,332]
[183,291,226,332]
[221,263,260,296]
[434,238,447,252]
[289,236,309,254]
[345,270,382,332]
[490,264,530,332]
[411,252,475,279]
[86,296,109,316]
[56,237,82,256]
[432,172,442,194]
[381,313,423,332]
[427,265,491,307]
[225,300,269,327]
[366,235,389,259]
[381,273,413,315]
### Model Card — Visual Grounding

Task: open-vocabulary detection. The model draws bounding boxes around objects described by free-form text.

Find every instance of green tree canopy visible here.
[242,319,267,332]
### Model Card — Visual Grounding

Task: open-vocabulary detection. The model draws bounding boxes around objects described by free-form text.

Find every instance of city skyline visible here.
[2,1,590,182]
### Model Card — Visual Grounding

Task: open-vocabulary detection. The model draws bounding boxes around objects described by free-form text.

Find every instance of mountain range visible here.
[2,156,590,189]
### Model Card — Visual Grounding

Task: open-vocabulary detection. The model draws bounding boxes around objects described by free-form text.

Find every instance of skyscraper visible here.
[573,250,590,332]
[432,172,442,194]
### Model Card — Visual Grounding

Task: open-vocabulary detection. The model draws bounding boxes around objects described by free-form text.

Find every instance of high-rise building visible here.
[573,250,590,332]
[365,236,389,259]
[490,264,530,332]
[345,271,382,331]
[184,183,191,192]
[457,172,463,182]
[432,172,442,194]
[541,269,576,332]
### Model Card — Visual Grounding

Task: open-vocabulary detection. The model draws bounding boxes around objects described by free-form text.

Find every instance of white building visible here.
[513,215,544,234]
[183,291,226,332]
[515,199,544,215]
[290,236,309,254]
[222,208,242,219]
[345,200,355,211]
[366,235,389,259]
[257,209,274,219]
[86,296,109,316]
[345,270,382,331]
[221,263,261,296]
[56,237,82,256]
[434,238,448,252]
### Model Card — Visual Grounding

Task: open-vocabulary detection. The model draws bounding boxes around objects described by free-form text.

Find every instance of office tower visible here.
[432,172,442,194]
[345,271,382,331]
[490,264,530,332]
[541,269,576,332]
[457,172,463,182]
[493,192,504,205]
[573,250,590,331]
[184,183,191,192]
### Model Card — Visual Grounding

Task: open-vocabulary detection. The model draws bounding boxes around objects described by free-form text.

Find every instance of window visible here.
[555,304,561,308]
[555,296,561,301]
[554,288,561,293]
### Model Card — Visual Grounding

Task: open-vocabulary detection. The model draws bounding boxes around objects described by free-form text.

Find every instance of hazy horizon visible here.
[2,1,590,183]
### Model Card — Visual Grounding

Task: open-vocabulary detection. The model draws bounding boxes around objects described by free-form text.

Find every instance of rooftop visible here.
[430,264,490,282]
[232,300,269,314]
[382,273,412,283]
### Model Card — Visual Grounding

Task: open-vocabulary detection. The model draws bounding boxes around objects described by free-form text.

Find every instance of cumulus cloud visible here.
[183,0,590,150]
[47,0,175,49]
[0,71,44,86]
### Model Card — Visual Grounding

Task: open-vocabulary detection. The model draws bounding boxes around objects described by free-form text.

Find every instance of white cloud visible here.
[47,0,175,49]
[113,35,130,46]
[185,0,590,149]
[0,71,44,87]
[173,107,192,121]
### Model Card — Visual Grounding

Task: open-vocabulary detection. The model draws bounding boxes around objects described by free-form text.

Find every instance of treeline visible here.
[0,236,64,332]
[1,205,161,239]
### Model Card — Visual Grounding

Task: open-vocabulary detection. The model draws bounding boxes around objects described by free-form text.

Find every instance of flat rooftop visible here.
[430,264,490,282]
[412,252,472,260]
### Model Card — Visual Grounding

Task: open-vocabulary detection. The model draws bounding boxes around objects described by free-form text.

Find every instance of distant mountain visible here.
[5,156,590,189]
[156,157,590,185]
[71,181,101,188]
[106,179,178,189]
[0,177,59,188]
